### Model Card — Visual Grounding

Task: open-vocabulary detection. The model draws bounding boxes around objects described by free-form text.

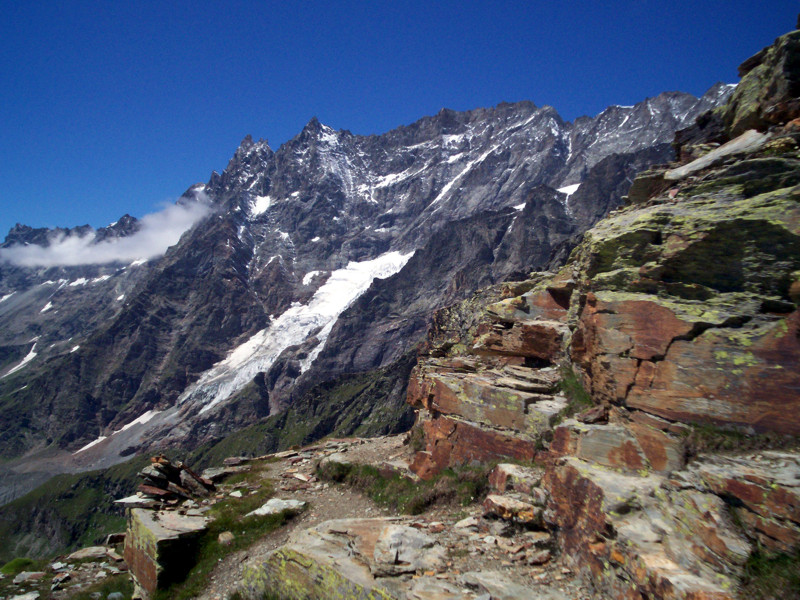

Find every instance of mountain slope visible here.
[0,85,732,503]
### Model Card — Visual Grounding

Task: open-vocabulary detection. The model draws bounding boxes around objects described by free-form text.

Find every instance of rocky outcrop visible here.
[406,280,571,478]
[401,23,800,599]
[123,509,208,599]
[0,79,731,490]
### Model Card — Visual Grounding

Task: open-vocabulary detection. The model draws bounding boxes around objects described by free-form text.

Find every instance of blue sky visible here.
[1,1,797,238]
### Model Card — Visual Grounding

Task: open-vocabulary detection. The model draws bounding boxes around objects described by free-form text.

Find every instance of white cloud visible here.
[0,202,211,267]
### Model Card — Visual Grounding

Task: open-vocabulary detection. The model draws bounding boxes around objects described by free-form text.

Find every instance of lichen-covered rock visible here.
[722,30,800,136]
[688,452,800,553]
[237,518,448,600]
[409,413,540,480]
[483,494,542,525]
[550,420,684,473]
[542,459,743,600]
[123,509,208,600]
[472,319,568,361]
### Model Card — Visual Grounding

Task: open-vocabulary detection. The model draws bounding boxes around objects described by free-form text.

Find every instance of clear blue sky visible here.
[1,0,797,238]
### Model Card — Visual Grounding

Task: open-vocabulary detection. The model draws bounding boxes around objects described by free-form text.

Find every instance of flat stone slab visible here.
[483,494,541,524]
[246,498,307,517]
[664,129,769,180]
[488,463,543,494]
[12,571,45,584]
[67,546,108,561]
[10,593,41,600]
[461,571,568,599]
[238,518,449,599]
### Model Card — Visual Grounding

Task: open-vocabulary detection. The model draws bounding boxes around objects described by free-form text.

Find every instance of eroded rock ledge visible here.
[402,25,800,600]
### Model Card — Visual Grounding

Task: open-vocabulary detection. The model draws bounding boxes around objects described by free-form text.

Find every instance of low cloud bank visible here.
[0,202,211,267]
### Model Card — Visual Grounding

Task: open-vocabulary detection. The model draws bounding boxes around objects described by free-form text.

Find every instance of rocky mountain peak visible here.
[0,72,734,509]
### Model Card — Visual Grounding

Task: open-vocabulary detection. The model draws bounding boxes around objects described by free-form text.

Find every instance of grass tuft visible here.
[557,363,594,419]
[154,481,300,600]
[317,462,490,515]
[0,557,45,576]
[740,547,800,600]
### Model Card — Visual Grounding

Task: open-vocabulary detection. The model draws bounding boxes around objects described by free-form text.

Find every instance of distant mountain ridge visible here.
[0,83,733,504]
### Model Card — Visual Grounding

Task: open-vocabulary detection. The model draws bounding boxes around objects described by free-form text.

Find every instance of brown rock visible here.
[483,494,541,525]
[473,320,567,361]
[526,549,551,565]
[628,421,685,472]
[488,463,542,495]
[628,312,800,435]
[576,405,608,424]
[409,415,538,479]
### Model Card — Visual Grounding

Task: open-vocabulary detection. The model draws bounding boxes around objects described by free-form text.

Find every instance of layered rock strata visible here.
[405,26,800,599]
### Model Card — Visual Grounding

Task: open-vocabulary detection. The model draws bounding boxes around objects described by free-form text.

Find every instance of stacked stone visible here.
[136,455,215,504]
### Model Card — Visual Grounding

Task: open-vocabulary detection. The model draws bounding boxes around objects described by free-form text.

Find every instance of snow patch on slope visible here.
[303,271,321,285]
[251,195,272,216]
[72,409,162,455]
[557,183,581,216]
[557,183,581,197]
[2,343,38,378]
[179,250,414,415]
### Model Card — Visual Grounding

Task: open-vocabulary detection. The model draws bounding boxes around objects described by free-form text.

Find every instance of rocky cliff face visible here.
[406,27,800,599]
[0,82,731,503]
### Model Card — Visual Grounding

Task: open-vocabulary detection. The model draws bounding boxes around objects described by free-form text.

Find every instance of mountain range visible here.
[0,83,734,504]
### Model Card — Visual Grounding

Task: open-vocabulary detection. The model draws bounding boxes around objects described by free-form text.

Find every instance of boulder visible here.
[542,458,746,600]
[12,571,45,584]
[371,524,446,576]
[689,451,800,553]
[550,420,684,473]
[66,546,108,561]
[238,518,451,599]
[721,30,800,136]
[409,414,540,480]
[483,494,541,525]
[245,498,307,518]
[472,319,568,362]
[488,463,543,495]
[123,509,208,600]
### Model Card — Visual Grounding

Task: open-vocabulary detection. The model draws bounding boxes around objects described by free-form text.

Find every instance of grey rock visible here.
[664,129,769,180]
[245,498,306,517]
[371,524,446,576]
[10,592,41,600]
[67,546,109,561]
[12,571,45,584]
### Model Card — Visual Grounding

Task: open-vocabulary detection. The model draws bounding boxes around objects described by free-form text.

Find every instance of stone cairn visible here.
[118,454,216,509]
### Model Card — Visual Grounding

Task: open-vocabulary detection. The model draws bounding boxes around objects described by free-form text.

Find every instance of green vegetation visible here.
[558,363,594,418]
[69,574,134,600]
[0,455,149,563]
[154,480,298,600]
[683,422,800,459]
[0,556,45,576]
[740,547,800,600]
[317,461,490,515]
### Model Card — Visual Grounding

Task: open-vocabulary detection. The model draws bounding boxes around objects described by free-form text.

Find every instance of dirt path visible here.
[197,437,403,600]
[197,435,594,600]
